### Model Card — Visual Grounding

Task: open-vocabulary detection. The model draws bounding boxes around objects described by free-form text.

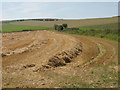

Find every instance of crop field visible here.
[1,23,50,33]
[2,17,119,88]
[79,23,118,30]
[63,23,119,41]
[7,16,118,28]
[2,17,119,41]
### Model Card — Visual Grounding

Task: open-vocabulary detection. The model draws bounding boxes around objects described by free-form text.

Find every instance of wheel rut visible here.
[2,30,118,88]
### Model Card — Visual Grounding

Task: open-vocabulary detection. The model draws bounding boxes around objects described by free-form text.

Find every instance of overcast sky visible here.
[1,2,118,20]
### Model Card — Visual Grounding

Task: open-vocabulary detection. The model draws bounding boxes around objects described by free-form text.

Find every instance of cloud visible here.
[2,2,49,20]
[19,3,42,13]
[1,2,118,20]
[3,3,44,14]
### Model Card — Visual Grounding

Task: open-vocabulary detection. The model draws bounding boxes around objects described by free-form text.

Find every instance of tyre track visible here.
[2,30,118,88]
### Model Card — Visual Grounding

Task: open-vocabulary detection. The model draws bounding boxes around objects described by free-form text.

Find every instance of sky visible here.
[1,0,120,2]
[1,2,118,20]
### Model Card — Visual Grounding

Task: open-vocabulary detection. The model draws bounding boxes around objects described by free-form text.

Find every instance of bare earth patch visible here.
[2,30,118,88]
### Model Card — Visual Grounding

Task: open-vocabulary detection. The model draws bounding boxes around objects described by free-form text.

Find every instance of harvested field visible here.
[9,17,118,28]
[2,30,118,88]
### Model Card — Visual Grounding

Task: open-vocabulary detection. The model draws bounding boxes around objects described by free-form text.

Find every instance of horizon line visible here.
[1,15,118,21]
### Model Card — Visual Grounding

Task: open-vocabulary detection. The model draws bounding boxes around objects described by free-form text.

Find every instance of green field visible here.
[1,23,50,33]
[79,23,118,30]
[1,21,119,42]
[62,23,119,41]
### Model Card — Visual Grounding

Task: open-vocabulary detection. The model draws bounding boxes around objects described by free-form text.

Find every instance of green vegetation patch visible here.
[62,23,119,42]
[1,22,119,42]
[1,23,51,33]
[79,23,119,30]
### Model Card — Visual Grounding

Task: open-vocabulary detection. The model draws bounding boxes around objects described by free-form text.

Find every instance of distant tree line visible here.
[31,19,59,21]
[3,19,59,23]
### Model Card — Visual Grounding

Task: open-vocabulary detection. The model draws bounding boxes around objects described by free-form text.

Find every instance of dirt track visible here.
[2,30,118,88]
